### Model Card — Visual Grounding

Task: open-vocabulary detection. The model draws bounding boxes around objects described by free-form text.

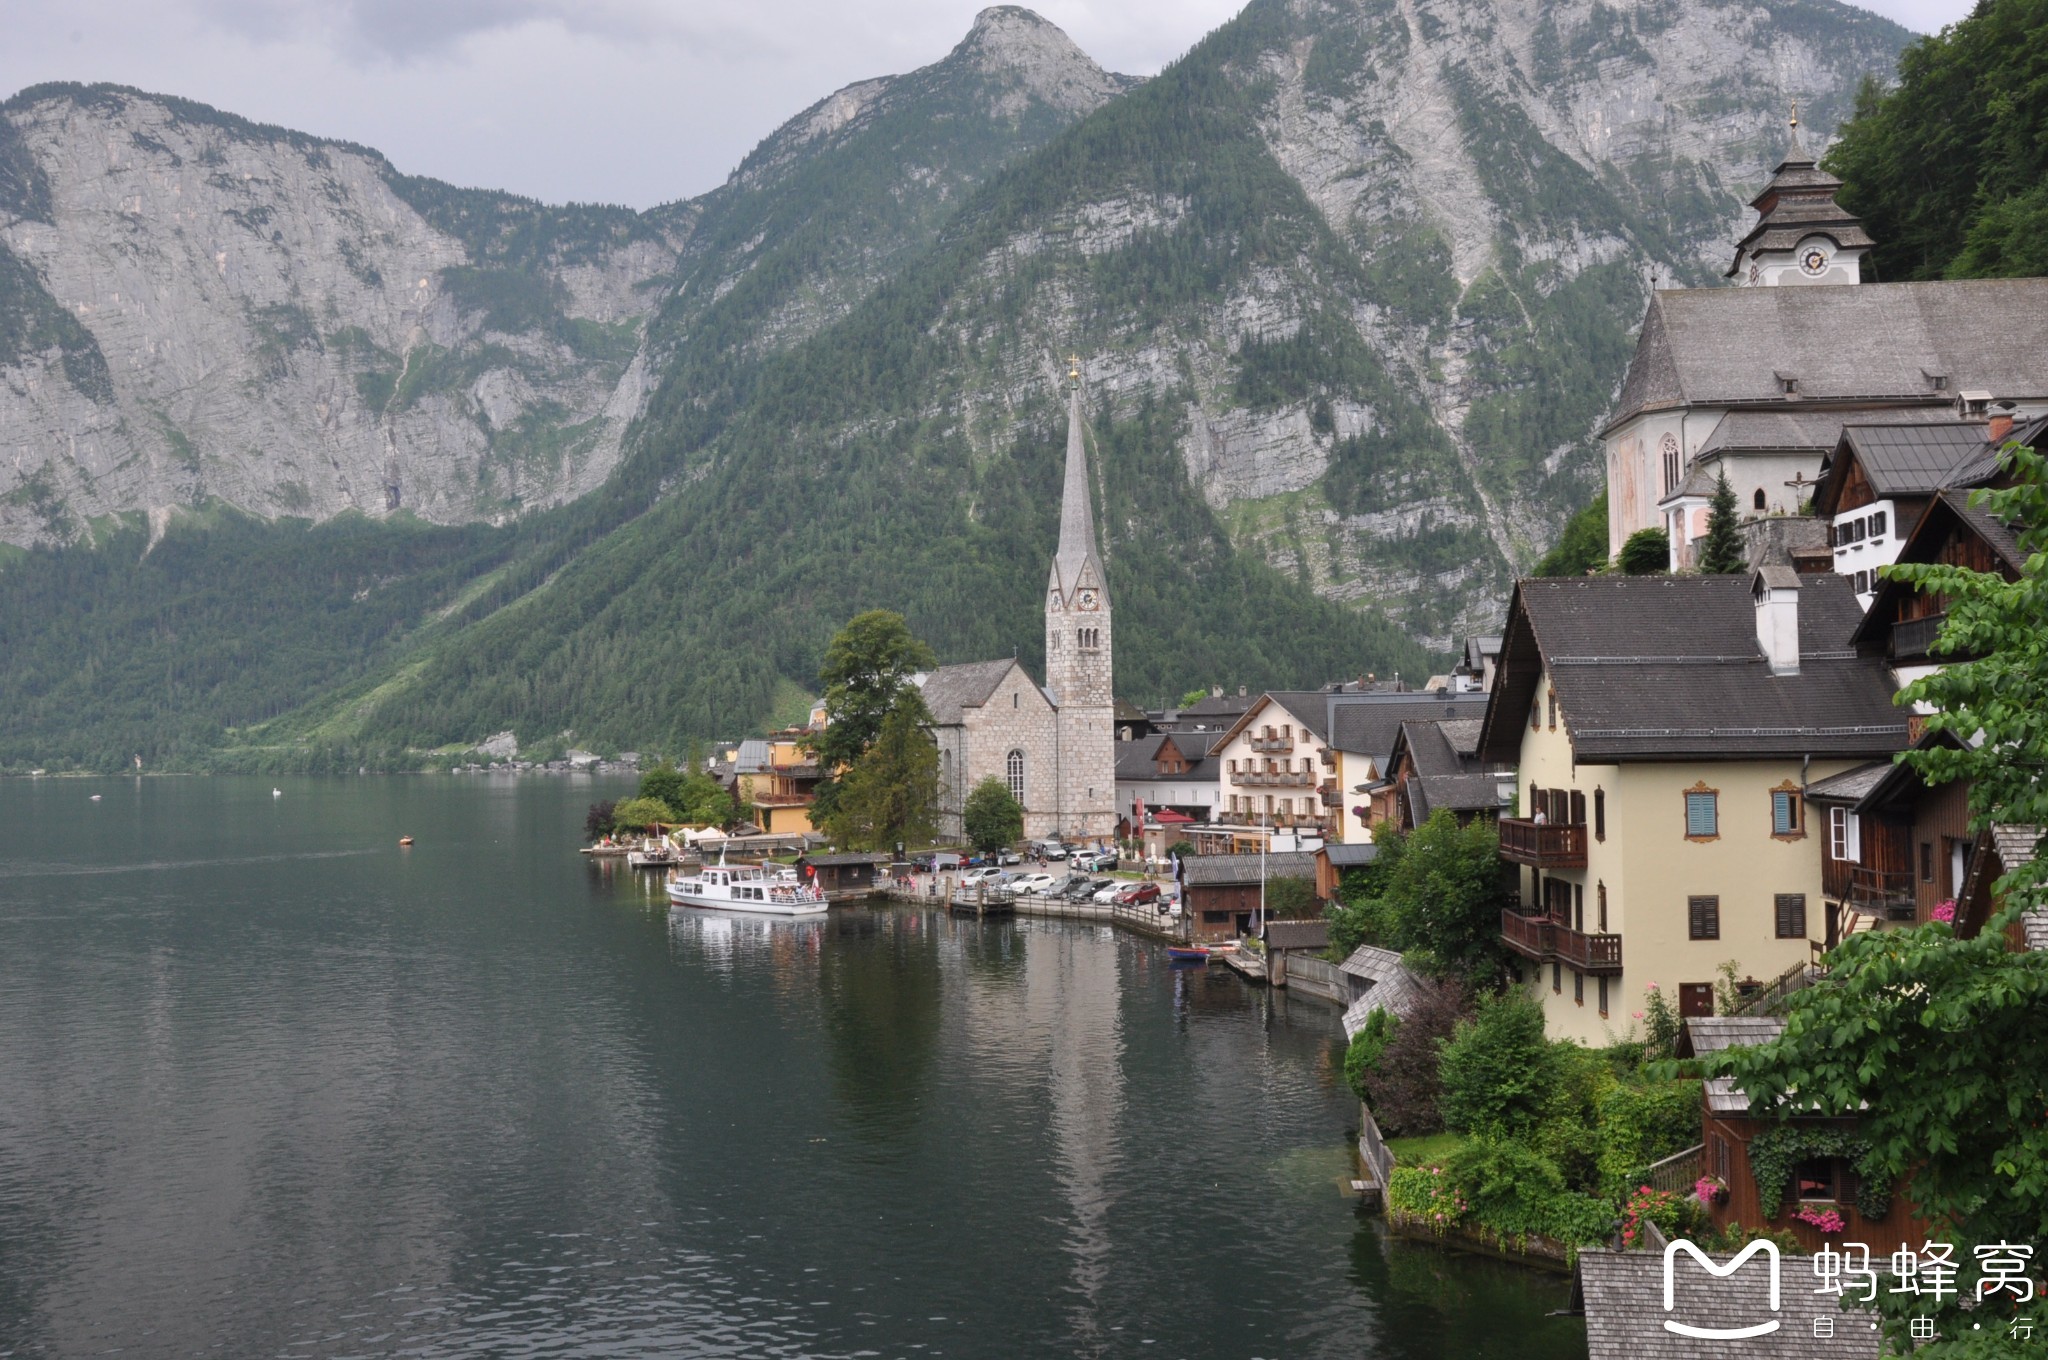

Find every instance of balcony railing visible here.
[1248,736,1294,753]
[1891,612,1947,662]
[1320,783,1342,807]
[1823,859,1916,915]
[1230,769,1317,788]
[1499,909,1622,975]
[1497,817,1589,868]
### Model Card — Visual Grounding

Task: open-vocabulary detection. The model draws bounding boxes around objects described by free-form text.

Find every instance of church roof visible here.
[1049,381,1106,599]
[918,659,1030,725]
[1608,279,2048,431]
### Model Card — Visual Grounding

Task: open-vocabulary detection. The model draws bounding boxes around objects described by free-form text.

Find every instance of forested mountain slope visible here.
[0,0,1915,771]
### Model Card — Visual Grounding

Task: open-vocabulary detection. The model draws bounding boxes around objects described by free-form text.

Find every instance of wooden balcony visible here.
[1890,612,1947,662]
[1823,859,1916,914]
[1498,817,1588,868]
[1248,736,1294,753]
[1499,909,1622,975]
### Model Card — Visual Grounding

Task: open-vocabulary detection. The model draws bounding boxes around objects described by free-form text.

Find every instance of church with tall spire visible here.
[916,359,1117,844]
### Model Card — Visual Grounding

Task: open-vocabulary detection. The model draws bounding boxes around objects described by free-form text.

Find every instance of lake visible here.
[0,775,1587,1358]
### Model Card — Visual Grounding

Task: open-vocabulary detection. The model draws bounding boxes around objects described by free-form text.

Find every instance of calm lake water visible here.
[0,776,1587,1359]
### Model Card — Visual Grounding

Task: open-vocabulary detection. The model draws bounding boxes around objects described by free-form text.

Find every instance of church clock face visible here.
[1799,245,1831,277]
[1076,588,1100,611]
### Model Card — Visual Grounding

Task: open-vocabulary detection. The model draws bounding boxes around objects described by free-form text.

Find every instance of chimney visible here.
[1211,685,1223,699]
[1752,567,1802,676]
[1238,684,1247,697]
[1988,401,2017,444]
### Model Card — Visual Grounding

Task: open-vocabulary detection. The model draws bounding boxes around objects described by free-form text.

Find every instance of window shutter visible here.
[1686,792,1718,838]
[1570,790,1586,826]
[1594,789,1605,841]
[1689,895,1721,940]
[1776,893,1807,939]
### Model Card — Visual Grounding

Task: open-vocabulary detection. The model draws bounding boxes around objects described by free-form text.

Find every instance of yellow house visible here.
[1476,571,1910,1045]
[733,734,822,837]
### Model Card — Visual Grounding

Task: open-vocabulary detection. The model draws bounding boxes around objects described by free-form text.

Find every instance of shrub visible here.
[1438,993,1554,1139]
[1430,1142,1618,1249]
[1617,527,1670,575]
[1386,1165,1468,1232]
[1353,977,1468,1135]
[1533,1043,1619,1191]
[1595,1078,1704,1198]
[584,799,617,840]
[1344,1010,1398,1103]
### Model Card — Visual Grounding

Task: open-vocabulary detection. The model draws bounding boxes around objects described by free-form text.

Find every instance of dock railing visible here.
[1638,1143,1704,1196]
[1358,1101,1395,1194]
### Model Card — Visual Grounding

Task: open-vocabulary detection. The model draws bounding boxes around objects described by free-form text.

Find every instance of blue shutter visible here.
[1686,792,1718,837]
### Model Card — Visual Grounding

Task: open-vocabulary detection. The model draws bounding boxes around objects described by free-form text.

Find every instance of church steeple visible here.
[1727,106,1874,286]
[1049,355,1106,604]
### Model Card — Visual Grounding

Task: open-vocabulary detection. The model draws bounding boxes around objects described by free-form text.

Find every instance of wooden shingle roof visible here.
[1578,1249,1880,1359]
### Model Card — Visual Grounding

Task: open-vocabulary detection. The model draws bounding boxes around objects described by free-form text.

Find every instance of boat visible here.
[398,836,414,847]
[1165,945,1211,964]
[272,788,282,798]
[667,861,827,917]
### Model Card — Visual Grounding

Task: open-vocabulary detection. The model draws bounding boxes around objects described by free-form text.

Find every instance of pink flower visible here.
[1932,899,1957,923]
[1632,1011,1645,1020]
[1645,981,1658,991]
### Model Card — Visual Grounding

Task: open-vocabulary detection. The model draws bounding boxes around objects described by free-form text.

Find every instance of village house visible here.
[1476,572,1908,1044]
[1207,694,1337,840]
[1113,730,1219,835]
[731,733,823,837]
[1803,732,1974,945]
[1811,418,1995,605]
[1601,128,2048,569]
[1323,689,1490,839]
[1177,852,1316,942]
[1380,717,1514,831]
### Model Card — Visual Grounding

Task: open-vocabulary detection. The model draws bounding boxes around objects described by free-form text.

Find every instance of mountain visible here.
[0,0,1915,771]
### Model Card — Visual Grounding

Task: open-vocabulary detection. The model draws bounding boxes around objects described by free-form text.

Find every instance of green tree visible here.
[1383,810,1511,988]
[1530,492,1608,577]
[611,795,677,830]
[1616,526,1669,575]
[1437,993,1556,1141]
[1179,689,1210,708]
[1263,875,1319,919]
[825,699,941,851]
[1694,470,1746,574]
[1710,443,2048,1355]
[1824,0,2048,281]
[806,610,936,819]
[638,760,688,808]
[671,771,738,826]
[1346,977,1469,1136]
[962,776,1023,853]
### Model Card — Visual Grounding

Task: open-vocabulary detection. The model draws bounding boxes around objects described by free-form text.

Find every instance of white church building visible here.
[1602,121,2048,571]
[919,365,1117,845]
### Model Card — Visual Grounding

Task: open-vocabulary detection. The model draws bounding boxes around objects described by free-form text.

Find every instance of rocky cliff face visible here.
[0,86,680,547]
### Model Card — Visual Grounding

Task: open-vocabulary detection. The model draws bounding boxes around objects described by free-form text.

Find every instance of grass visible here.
[1385,1130,1468,1167]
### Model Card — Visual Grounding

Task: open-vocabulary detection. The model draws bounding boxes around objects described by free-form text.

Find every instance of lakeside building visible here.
[1602,130,2048,570]
[1325,690,1491,836]
[1207,693,1337,839]
[731,733,823,836]
[1476,572,1908,1044]
[1178,852,1316,942]
[1114,731,1219,834]
[919,369,1115,844]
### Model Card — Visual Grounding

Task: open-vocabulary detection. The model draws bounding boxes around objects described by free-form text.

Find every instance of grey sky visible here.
[0,0,1970,211]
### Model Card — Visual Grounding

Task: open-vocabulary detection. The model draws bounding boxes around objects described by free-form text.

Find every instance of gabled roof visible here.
[1392,718,1510,823]
[1262,919,1329,951]
[1608,279,2048,431]
[1800,761,1890,805]
[1677,1015,1785,1057]
[1115,734,1214,782]
[1211,691,1334,749]
[918,659,1033,725]
[1943,412,2048,488]
[1578,1249,1878,1360]
[1479,576,1907,764]
[1179,852,1317,886]
[1319,842,1379,867]
[1327,693,1490,767]
[1338,945,1428,1039]
[1814,419,1990,516]
[735,738,772,773]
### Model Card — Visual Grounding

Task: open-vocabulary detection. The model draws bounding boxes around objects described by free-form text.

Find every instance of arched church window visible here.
[1753,488,1767,511]
[1006,749,1025,804]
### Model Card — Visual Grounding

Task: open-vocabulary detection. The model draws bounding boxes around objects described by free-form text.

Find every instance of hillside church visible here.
[918,362,1117,844]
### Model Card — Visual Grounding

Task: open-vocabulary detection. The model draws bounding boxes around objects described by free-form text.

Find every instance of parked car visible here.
[1060,877,1104,902]
[930,852,966,871]
[1090,882,1124,904]
[961,865,1004,884]
[1013,873,1057,895]
[1113,882,1160,907]
[996,849,1023,866]
[1037,842,1069,861]
[1074,850,1118,872]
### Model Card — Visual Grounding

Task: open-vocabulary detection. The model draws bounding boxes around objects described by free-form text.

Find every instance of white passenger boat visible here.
[667,861,827,916]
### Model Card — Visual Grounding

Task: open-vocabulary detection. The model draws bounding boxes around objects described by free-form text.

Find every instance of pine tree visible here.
[824,699,940,851]
[1695,470,1747,575]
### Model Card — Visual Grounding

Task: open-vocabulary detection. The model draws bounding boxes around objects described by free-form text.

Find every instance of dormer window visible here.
[1923,370,1948,392]
[1776,371,1799,396]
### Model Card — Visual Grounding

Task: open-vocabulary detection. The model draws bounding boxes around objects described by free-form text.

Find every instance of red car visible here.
[1113,882,1160,907]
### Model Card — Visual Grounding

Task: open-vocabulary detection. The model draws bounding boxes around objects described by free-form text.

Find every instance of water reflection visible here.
[816,907,943,1143]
